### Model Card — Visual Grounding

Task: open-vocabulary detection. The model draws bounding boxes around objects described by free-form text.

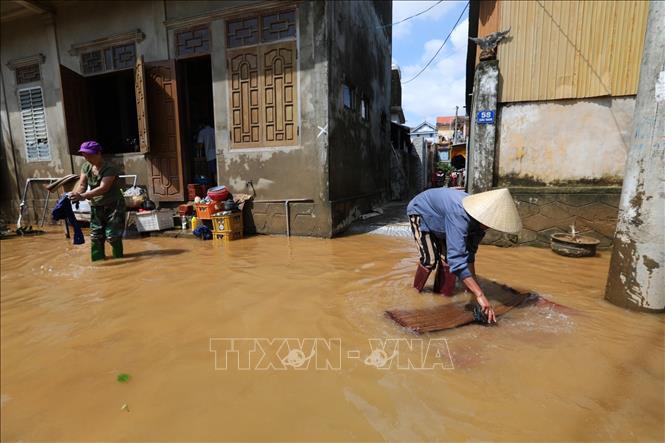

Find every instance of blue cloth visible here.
[193,224,212,240]
[52,195,85,245]
[406,188,485,279]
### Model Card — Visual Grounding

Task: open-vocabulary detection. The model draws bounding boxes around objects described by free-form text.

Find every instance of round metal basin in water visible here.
[550,233,600,257]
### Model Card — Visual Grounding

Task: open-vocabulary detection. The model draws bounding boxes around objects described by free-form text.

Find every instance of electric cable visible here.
[379,0,445,29]
[402,2,469,84]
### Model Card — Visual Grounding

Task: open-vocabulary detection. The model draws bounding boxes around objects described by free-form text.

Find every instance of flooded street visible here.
[1,232,663,442]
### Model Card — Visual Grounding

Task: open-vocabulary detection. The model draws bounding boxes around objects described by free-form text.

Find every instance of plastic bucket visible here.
[207,185,229,201]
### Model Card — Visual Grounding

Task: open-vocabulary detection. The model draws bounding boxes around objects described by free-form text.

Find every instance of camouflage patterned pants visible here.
[90,200,126,243]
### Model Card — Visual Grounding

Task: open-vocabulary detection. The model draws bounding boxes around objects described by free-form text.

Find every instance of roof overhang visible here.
[1,0,53,23]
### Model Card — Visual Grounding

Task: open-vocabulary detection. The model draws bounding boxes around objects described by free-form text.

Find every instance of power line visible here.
[378,0,445,29]
[402,2,469,84]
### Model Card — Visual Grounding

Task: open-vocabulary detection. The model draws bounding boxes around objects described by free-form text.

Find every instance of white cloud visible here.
[450,15,469,50]
[392,1,459,39]
[401,18,469,126]
[421,39,444,62]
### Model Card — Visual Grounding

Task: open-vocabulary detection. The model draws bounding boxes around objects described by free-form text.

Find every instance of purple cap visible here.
[78,141,102,155]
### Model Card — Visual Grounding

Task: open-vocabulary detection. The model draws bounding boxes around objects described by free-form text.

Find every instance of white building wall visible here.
[498,97,634,185]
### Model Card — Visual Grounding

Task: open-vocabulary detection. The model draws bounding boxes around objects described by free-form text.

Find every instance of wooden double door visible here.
[61,58,186,201]
[136,58,184,201]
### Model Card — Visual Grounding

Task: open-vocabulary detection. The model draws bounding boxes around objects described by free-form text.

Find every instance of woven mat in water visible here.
[386,280,539,334]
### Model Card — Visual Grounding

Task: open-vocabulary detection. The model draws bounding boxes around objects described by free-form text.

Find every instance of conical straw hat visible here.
[462,188,522,234]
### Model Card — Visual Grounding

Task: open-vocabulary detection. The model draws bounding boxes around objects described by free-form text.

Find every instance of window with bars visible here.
[226,9,298,148]
[15,64,41,85]
[81,43,136,75]
[19,87,51,162]
[175,25,211,58]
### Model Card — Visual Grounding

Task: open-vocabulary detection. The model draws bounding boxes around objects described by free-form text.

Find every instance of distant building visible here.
[436,115,466,144]
[410,121,437,143]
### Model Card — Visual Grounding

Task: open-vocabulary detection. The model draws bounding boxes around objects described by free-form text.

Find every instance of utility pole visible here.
[604,0,664,312]
[454,105,459,142]
[467,60,499,194]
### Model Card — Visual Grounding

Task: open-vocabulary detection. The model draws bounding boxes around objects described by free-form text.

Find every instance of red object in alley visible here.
[207,186,229,202]
[178,204,194,216]
[187,184,208,201]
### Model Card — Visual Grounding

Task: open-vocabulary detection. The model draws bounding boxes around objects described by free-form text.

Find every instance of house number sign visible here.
[476,110,495,124]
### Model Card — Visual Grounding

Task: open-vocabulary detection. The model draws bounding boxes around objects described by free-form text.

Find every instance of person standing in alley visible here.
[196,122,217,183]
[70,141,125,261]
[407,187,522,323]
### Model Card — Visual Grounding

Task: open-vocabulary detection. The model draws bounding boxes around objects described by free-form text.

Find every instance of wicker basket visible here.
[135,210,174,232]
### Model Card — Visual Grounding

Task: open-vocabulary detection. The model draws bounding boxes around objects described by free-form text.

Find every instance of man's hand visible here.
[476,293,496,323]
[69,192,84,203]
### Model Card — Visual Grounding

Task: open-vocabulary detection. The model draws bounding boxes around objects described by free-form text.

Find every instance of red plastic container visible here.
[178,203,194,216]
[207,185,229,202]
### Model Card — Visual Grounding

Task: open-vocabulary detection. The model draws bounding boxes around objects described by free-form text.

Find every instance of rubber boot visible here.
[433,261,456,297]
[110,240,124,259]
[413,263,432,292]
[91,241,105,262]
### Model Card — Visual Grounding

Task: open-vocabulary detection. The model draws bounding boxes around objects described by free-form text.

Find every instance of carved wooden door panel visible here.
[228,47,261,148]
[261,41,297,147]
[145,60,184,201]
[135,56,150,153]
[227,42,298,149]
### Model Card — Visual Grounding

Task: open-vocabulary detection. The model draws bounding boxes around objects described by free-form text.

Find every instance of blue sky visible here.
[391,1,470,127]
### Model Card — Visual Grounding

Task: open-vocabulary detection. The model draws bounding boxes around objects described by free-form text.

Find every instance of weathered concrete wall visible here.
[497,97,634,186]
[55,1,168,70]
[468,60,499,193]
[164,0,260,21]
[327,0,392,234]
[1,71,20,222]
[0,14,72,224]
[213,1,332,237]
[482,186,621,248]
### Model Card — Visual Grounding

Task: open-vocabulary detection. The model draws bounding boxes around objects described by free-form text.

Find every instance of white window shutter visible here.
[19,87,51,162]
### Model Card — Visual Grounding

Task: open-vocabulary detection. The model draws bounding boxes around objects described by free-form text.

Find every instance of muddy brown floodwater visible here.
[1,231,664,441]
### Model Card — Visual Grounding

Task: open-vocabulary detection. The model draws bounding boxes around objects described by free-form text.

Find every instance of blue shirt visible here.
[406,188,485,279]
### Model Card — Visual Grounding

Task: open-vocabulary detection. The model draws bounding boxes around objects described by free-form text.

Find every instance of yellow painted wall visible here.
[451,146,466,160]
[496,0,648,102]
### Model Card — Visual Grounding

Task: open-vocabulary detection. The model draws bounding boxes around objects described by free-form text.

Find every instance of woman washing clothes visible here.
[69,141,125,261]
[406,187,522,323]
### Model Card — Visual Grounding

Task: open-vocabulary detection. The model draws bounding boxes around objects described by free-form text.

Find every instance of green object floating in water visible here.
[117,373,131,383]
